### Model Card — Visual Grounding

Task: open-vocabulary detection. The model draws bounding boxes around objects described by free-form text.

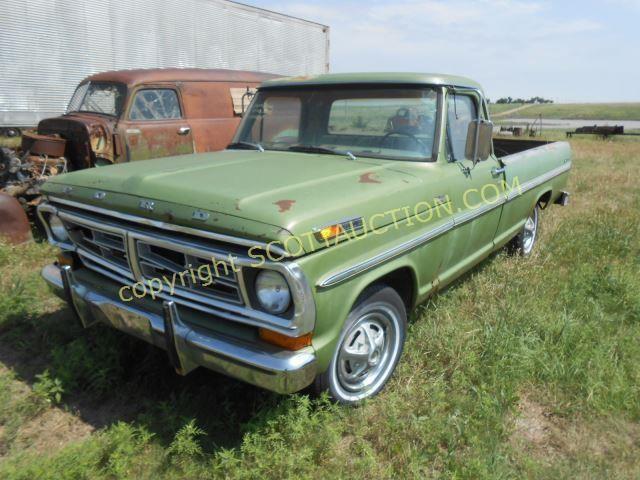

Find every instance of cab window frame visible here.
[233,85,444,163]
[127,86,184,122]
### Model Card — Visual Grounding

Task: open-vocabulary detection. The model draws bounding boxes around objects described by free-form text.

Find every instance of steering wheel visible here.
[380,130,428,154]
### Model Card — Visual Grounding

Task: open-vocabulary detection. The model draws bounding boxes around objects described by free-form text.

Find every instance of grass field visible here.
[489,102,640,120]
[0,135,639,478]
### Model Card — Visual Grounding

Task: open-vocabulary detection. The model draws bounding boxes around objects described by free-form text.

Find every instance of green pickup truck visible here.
[38,73,571,404]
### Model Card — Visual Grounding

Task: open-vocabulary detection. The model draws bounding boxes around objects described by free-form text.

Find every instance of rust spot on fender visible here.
[359,172,381,184]
[274,200,295,212]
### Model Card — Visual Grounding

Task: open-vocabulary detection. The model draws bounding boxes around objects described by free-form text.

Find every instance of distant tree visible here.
[494,96,554,104]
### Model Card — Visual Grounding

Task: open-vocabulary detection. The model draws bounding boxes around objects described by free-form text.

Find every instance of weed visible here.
[32,371,64,405]
[166,420,205,461]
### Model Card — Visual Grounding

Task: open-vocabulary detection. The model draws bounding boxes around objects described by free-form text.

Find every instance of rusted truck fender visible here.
[0,193,32,244]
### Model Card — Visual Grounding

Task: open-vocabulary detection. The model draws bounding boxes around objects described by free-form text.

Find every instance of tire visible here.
[509,205,539,256]
[0,148,11,182]
[313,285,407,405]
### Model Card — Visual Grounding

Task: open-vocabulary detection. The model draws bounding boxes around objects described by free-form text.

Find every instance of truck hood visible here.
[38,113,116,168]
[44,150,436,253]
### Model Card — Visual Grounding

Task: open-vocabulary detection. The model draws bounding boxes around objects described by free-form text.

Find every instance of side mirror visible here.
[465,119,494,163]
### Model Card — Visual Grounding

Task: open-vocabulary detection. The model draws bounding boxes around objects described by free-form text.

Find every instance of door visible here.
[181,82,256,153]
[437,91,504,284]
[120,86,194,161]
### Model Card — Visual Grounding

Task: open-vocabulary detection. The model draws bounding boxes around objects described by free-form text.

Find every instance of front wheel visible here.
[510,205,539,256]
[314,285,407,404]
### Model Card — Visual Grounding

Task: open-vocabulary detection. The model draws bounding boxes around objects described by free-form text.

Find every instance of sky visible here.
[244,0,640,102]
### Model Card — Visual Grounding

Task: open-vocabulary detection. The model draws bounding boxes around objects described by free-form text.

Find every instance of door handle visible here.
[177,126,191,135]
[491,166,506,176]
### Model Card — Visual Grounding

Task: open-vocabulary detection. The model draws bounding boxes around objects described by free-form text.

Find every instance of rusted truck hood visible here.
[42,150,432,253]
[38,113,116,168]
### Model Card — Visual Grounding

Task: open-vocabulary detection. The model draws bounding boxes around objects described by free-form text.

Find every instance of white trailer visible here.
[0,0,330,131]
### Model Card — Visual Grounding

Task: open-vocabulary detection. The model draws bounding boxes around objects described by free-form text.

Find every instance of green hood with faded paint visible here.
[43,150,436,253]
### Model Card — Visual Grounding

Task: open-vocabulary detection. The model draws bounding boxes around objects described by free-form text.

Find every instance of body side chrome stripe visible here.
[318,161,571,288]
[453,196,505,226]
[506,162,571,201]
[319,219,454,288]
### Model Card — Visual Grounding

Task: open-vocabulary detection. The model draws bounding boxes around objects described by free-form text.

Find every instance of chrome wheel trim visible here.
[331,304,402,402]
[522,207,538,254]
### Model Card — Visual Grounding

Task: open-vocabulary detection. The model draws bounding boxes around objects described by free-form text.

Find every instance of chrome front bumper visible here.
[42,264,317,394]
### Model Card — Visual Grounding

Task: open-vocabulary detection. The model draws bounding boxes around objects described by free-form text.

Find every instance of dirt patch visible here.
[511,394,640,465]
[0,339,51,383]
[511,395,562,459]
[11,407,94,455]
[70,396,141,430]
[0,362,95,459]
[491,104,534,118]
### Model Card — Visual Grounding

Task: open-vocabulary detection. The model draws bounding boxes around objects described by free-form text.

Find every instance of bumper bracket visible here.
[162,301,198,376]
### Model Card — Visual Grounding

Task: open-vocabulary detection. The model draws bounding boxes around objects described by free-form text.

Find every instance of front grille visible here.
[136,240,243,305]
[64,218,132,278]
[57,207,246,309]
[40,198,314,336]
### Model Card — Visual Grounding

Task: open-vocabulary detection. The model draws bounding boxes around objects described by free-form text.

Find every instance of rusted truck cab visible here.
[37,68,277,168]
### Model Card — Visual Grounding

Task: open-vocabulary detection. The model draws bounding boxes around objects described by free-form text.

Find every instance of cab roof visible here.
[82,68,279,86]
[261,72,483,91]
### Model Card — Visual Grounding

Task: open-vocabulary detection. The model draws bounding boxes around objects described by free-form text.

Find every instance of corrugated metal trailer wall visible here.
[0,0,330,127]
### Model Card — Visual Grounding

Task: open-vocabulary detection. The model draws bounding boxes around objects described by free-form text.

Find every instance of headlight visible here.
[49,215,69,242]
[255,270,291,314]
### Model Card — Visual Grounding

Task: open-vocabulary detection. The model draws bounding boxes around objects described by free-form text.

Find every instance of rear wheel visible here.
[510,205,539,256]
[314,285,407,404]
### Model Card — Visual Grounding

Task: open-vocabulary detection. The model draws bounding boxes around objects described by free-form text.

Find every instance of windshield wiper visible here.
[227,141,264,152]
[287,145,357,160]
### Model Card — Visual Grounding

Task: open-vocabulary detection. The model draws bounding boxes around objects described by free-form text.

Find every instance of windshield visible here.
[232,87,439,160]
[67,82,127,117]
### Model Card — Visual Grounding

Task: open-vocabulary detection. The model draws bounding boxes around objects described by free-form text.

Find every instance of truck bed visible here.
[493,138,551,158]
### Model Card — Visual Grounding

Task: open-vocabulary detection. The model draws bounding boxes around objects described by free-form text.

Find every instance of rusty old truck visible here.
[0,68,277,242]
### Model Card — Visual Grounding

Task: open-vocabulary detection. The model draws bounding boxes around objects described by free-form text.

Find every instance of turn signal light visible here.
[259,329,312,351]
[56,251,75,268]
[315,224,343,242]
[313,217,364,243]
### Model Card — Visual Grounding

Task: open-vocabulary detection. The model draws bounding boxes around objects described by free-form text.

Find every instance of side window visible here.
[129,89,182,120]
[249,96,301,146]
[446,94,477,161]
